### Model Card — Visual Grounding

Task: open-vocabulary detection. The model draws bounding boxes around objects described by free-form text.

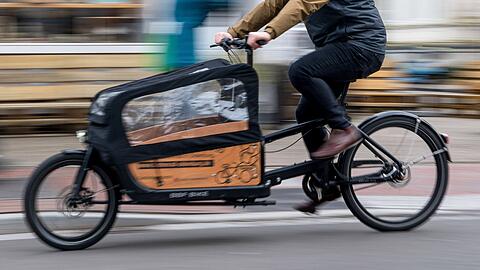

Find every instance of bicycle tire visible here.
[339,115,448,231]
[24,152,119,250]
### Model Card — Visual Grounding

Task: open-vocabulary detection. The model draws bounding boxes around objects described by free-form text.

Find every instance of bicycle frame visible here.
[262,119,405,187]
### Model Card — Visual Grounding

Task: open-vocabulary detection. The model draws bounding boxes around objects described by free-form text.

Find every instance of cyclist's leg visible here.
[288,43,359,129]
[295,82,349,213]
[288,43,382,158]
[296,80,349,153]
[291,44,374,213]
[296,97,329,153]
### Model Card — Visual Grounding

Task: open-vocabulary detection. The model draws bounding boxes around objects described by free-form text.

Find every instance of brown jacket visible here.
[227,0,329,39]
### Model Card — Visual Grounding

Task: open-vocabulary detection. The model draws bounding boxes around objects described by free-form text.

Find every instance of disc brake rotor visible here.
[56,186,93,218]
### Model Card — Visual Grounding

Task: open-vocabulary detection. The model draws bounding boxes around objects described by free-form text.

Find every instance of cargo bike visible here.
[24,39,450,250]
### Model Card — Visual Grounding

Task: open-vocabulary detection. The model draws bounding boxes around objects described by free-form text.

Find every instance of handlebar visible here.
[210,36,268,66]
[210,37,267,52]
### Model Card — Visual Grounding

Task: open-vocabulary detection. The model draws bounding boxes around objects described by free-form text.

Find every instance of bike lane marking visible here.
[0,233,35,242]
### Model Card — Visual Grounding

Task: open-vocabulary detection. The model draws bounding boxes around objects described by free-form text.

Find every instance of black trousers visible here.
[288,42,384,152]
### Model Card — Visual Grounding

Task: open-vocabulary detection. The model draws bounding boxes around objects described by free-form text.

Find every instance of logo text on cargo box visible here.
[139,160,214,169]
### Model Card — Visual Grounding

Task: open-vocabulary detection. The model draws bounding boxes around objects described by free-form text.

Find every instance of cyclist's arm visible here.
[227,0,289,38]
[264,0,329,39]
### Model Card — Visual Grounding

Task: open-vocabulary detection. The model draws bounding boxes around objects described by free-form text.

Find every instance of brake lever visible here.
[211,38,232,52]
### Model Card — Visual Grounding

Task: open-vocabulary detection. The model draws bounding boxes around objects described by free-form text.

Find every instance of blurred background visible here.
[0,1,479,266]
[0,0,478,134]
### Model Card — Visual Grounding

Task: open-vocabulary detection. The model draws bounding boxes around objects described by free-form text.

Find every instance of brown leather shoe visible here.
[310,125,362,159]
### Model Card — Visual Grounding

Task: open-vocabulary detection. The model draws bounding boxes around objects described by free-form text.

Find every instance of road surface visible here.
[1,213,479,270]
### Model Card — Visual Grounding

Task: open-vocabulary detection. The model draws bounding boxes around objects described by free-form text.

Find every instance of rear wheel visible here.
[340,116,448,231]
[24,152,119,250]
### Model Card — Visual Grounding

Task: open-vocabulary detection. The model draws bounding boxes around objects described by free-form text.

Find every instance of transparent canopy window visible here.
[123,78,249,146]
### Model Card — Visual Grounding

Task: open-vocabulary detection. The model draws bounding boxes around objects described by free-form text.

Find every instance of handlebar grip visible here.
[257,40,268,46]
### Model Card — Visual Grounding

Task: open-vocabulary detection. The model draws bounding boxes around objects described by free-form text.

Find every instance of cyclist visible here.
[215,0,386,213]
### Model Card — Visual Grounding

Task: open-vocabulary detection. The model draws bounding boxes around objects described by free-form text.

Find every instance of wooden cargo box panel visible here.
[129,142,262,190]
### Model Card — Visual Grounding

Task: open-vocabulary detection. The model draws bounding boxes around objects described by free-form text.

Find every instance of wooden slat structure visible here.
[451,61,480,94]
[0,69,156,84]
[0,52,157,134]
[279,58,480,121]
[0,54,153,69]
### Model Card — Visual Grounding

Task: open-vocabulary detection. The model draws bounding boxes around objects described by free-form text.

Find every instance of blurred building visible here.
[0,0,143,43]
[0,0,478,45]
[377,0,480,44]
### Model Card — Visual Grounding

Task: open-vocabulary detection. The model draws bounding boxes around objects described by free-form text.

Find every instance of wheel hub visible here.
[388,166,411,188]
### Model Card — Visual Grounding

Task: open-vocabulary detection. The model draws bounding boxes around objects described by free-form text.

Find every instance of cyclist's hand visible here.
[215,32,233,44]
[247,32,271,50]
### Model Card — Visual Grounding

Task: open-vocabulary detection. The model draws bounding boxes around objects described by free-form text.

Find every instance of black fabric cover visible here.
[87,59,261,165]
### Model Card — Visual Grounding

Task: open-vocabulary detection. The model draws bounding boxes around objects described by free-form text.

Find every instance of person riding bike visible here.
[215,0,386,213]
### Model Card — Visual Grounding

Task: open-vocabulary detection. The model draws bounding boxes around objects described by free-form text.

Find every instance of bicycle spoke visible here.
[37,197,65,200]
[392,129,409,156]
[404,148,447,167]
[362,141,390,164]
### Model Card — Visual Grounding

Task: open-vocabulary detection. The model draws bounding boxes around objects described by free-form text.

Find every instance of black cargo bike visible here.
[24,38,450,250]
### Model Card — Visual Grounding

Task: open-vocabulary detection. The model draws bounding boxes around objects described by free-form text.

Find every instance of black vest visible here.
[305,0,386,54]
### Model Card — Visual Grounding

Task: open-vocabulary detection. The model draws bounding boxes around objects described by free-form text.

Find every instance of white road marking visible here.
[227,252,262,255]
[141,217,360,231]
[0,233,35,242]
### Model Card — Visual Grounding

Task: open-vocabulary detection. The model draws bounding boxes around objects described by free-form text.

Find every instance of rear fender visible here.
[355,111,452,162]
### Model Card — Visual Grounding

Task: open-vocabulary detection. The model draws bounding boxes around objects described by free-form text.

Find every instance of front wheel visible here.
[24,152,119,250]
[339,115,448,231]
